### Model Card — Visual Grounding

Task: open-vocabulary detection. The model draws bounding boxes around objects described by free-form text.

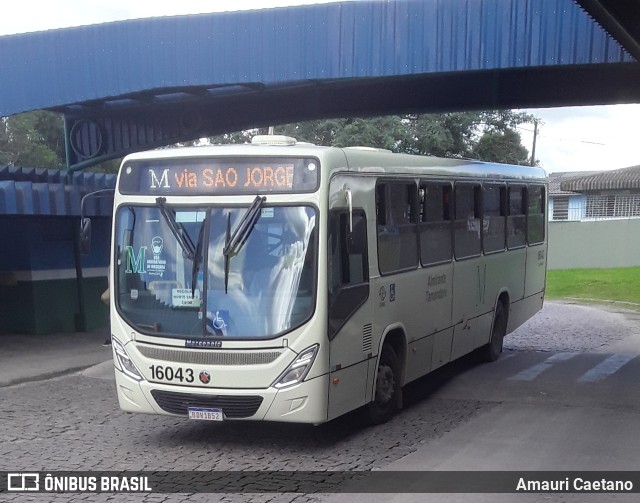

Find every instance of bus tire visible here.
[364,344,400,425]
[480,301,506,362]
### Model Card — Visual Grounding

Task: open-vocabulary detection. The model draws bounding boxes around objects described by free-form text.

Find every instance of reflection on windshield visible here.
[115,204,317,339]
[206,206,316,338]
[223,195,266,293]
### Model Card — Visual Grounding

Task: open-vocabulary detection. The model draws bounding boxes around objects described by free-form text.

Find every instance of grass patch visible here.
[546,267,640,304]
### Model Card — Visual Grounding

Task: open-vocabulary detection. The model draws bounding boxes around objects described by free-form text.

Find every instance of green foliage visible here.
[88,158,122,174]
[471,129,529,164]
[1,109,538,172]
[0,111,65,168]
[0,111,122,172]
[208,129,266,145]
[211,110,537,165]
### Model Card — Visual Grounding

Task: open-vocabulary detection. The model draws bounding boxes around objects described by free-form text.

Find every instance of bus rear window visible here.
[507,185,527,249]
[528,184,546,244]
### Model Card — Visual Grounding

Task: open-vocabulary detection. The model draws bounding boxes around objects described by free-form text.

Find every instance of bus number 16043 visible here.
[149,364,194,383]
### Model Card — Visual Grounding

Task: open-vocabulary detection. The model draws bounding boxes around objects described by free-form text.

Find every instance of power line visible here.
[516,126,606,146]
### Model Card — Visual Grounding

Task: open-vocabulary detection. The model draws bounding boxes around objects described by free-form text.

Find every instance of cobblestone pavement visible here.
[505,300,640,353]
[2,301,639,502]
[0,371,490,503]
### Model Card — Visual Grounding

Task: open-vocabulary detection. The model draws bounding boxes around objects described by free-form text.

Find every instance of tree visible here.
[1,109,538,171]
[0,110,123,172]
[274,117,406,150]
[207,129,259,145]
[247,110,537,164]
[0,111,65,168]
[472,129,529,164]
[397,113,477,157]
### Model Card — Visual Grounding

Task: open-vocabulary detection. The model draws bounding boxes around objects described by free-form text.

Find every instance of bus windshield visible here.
[115,204,317,340]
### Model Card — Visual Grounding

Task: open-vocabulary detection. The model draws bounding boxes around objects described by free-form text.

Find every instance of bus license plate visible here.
[188,407,223,421]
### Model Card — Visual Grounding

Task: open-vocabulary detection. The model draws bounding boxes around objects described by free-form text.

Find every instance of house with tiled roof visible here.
[547,164,640,270]
[549,165,640,221]
[548,171,597,220]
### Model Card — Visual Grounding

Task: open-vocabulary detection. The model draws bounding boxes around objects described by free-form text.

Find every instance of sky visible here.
[2,0,639,174]
[518,105,640,174]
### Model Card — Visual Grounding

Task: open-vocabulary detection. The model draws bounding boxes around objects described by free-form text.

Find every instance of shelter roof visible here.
[0,166,115,216]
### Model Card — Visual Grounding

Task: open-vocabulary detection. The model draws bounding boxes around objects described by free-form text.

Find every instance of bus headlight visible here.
[273,344,319,389]
[112,336,144,382]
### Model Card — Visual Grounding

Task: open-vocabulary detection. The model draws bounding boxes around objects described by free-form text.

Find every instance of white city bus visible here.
[108,135,547,424]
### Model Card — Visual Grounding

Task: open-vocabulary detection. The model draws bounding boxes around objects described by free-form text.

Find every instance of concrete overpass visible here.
[1,0,639,171]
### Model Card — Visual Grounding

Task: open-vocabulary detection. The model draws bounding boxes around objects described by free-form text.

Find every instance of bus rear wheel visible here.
[480,301,507,362]
[364,344,400,425]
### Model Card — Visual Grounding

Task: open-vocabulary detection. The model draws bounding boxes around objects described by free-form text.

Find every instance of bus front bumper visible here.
[114,368,329,424]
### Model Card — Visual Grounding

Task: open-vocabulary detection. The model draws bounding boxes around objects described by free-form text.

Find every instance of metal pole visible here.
[63,115,74,183]
[530,120,538,167]
[72,218,87,332]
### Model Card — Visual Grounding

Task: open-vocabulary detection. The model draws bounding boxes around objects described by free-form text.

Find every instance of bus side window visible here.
[329,210,369,339]
[527,184,546,244]
[483,183,507,253]
[507,185,527,248]
[376,181,418,274]
[454,182,482,259]
[419,181,453,265]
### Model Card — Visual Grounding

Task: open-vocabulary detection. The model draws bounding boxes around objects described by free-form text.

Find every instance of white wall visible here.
[548,219,640,269]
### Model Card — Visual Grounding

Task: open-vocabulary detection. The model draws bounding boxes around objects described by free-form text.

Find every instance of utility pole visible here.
[530,119,538,166]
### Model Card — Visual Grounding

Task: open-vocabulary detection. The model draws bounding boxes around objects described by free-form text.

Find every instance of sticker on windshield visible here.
[125,245,147,274]
[172,289,201,308]
[208,310,230,336]
[146,236,167,277]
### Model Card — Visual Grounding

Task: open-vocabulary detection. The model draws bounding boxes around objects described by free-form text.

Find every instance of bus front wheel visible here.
[364,344,400,425]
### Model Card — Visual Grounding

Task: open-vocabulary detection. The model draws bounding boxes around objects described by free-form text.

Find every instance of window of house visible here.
[585,193,640,220]
[552,196,569,220]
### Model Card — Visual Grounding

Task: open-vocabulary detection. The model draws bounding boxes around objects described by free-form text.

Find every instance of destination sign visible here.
[119,157,319,195]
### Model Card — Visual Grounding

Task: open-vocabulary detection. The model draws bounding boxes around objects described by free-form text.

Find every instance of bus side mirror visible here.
[79,217,92,255]
[78,188,114,256]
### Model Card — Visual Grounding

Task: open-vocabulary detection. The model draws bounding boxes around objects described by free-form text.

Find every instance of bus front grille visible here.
[150,390,263,418]
[138,345,283,366]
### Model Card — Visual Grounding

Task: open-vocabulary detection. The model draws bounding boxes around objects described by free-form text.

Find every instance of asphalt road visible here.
[2,301,640,502]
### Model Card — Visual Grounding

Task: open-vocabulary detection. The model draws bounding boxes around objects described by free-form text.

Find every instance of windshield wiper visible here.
[156,197,196,261]
[191,215,207,296]
[222,195,266,293]
[223,196,266,257]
